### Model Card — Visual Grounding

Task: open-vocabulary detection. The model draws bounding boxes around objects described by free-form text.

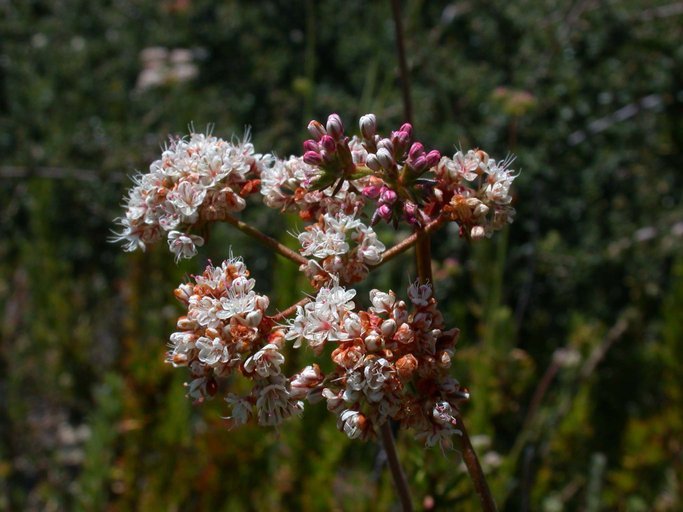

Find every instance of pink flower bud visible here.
[425,150,441,169]
[307,120,326,140]
[320,134,336,153]
[408,142,424,160]
[303,139,319,152]
[380,186,397,205]
[359,113,377,139]
[303,151,323,166]
[392,130,410,153]
[326,113,344,139]
[362,185,381,199]
[399,123,413,138]
[377,204,392,220]
[411,155,427,171]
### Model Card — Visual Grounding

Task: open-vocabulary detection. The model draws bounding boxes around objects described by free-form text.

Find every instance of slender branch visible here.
[456,417,498,511]
[270,297,311,322]
[222,213,309,267]
[415,229,433,283]
[379,422,414,512]
[370,217,446,270]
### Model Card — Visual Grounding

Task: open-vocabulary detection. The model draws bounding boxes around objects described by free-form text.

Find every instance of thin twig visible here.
[456,417,499,512]
[379,422,414,512]
[222,213,309,267]
[370,217,446,270]
[270,297,311,322]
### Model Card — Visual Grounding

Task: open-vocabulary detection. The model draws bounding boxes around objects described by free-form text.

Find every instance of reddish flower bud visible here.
[411,155,427,171]
[320,134,336,154]
[379,186,397,205]
[399,123,413,138]
[392,130,410,154]
[396,354,418,380]
[303,139,319,152]
[307,120,326,140]
[425,150,441,169]
[303,151,323,166]
[362,185,381,199]
[377,204,392,220]
[408,142,424,160]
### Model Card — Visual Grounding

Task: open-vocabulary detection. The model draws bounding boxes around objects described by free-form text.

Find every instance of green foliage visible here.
[1,0,681,510]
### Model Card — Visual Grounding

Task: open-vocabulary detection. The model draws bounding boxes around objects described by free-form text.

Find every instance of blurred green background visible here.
[1,1,682,510]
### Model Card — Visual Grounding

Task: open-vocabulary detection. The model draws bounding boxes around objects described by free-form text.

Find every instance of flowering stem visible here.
[222,213,309,267]
[415,229,433,283]
[270,297,311,322]
[390,0,499,505]
[456,416,498,511]
[379,422,414,512]
[372,217,445,269]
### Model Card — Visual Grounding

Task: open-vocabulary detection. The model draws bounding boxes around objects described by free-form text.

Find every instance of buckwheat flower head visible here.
[309,283,468,449]
[168,255,300,427]
[113,129,274,260]
[434,149,519,239]
[261,155,368,221]
[297,212,385,288]
[284,282,358,353]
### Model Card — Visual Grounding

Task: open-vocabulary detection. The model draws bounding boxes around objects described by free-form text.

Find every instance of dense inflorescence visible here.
[169,256,302,426]
[115,112,518,447]
[286,281,468,448]
[113,132,273,261]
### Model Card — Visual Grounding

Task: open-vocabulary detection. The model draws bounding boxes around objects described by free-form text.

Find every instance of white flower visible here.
[167,331,196,366]
[225,393,253,426]
[260,156,312,209]
[255,377,303,426]
[369,289,395,313]
[195,336,230,367]
[189,295,222,328]
[432,401,457,427]
[338,410,365,439]
[167,231,204,261]
[484,154,517,205]
[285,284,357,353]
[290,364,324,400]
[167,180,207,217]
[408,281,432,306]
[243,343,285,378]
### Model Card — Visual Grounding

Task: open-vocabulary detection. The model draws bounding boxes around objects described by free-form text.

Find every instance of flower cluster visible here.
[297,211,385,288]
[169,256,302,426]
[298,113,519,234]
[113,131,273,261]
[285,282,468,449]
[432,150,517,239]
[260,151,368,221]
[114,112,519,449]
